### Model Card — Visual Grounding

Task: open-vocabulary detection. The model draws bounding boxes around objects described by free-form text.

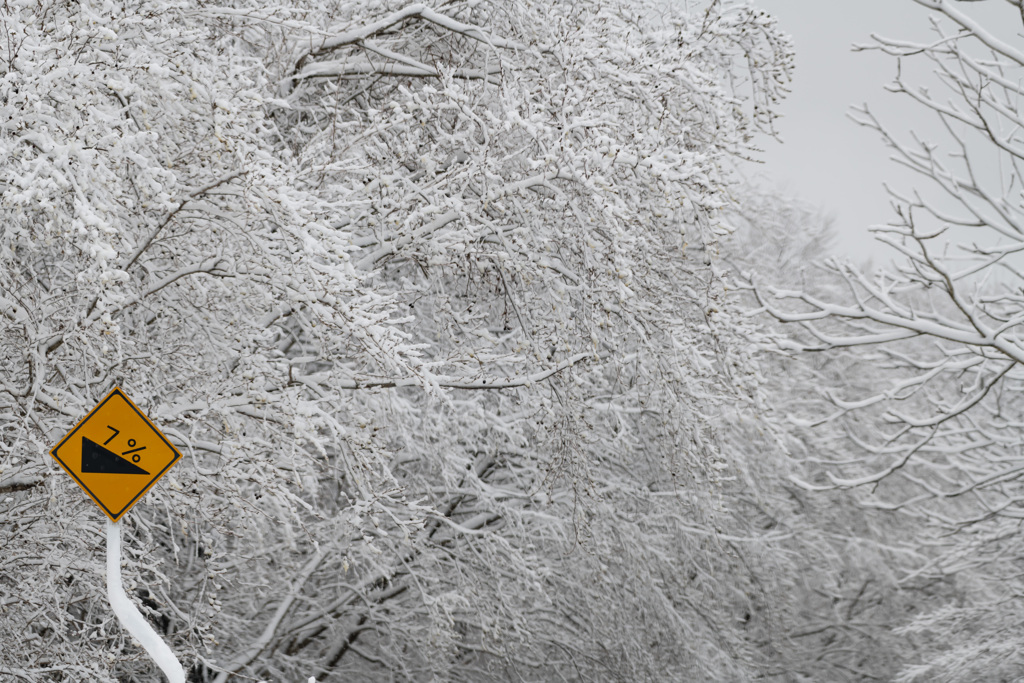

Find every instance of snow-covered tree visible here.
[0,0,802,680]
[721,193,957,682]
[748,1,1024,679]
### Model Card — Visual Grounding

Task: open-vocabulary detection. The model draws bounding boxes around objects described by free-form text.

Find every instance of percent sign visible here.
[104,426,147,463]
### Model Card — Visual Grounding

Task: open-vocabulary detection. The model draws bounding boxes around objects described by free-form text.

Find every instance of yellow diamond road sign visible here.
[50,387,182,523]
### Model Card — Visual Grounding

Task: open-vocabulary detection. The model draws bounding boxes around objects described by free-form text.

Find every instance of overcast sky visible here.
[751,0,1019,264]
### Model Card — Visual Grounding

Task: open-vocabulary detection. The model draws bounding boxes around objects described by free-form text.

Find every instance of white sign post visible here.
[107,520,186,682]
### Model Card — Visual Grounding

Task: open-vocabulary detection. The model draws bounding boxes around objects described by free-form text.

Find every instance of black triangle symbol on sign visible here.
[81,437,150,475]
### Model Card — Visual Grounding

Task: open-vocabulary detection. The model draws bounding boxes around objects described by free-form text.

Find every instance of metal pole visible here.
[106,519,186,683]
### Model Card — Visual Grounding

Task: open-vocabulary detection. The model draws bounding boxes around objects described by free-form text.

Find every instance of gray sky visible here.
[752,0,1018,264]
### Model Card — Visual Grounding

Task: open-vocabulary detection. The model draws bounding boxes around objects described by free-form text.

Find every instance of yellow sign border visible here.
[50,387,182,522]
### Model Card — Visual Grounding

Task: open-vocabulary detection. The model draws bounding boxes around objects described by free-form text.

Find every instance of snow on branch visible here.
[303,4,529,59]
[322,352,592,391]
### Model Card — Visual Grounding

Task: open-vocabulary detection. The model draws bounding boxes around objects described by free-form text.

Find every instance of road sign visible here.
[50,387,182,522]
